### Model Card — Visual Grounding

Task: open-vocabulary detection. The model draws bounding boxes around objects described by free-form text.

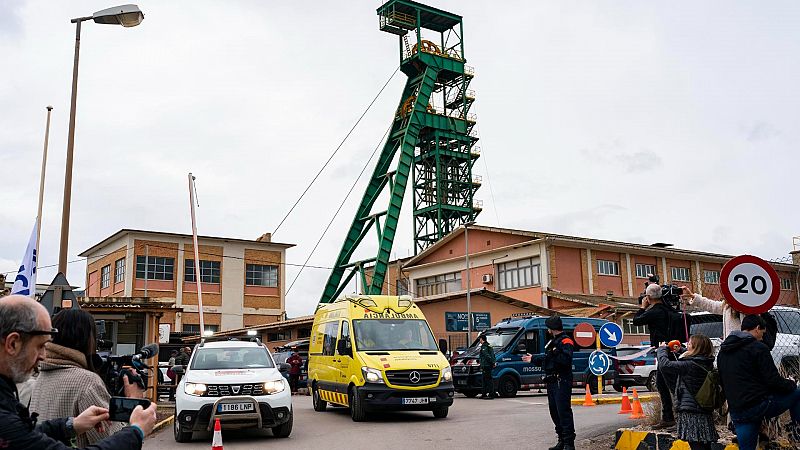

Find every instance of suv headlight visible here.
[361,366,385,384]
[184,382,207,396]
[441,366,452,382]
[263,379,286,394]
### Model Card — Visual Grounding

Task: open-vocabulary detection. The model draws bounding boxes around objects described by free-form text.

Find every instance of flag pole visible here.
[36,106,53,252]
[188,173,205,335]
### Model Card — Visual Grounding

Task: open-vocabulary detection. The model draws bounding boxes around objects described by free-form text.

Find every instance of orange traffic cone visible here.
[211,418,223,450]
[629,388,645,419]
[618,386,632,414]
[582,384,596,406]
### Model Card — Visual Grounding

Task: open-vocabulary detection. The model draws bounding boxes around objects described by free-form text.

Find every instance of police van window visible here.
[521,330,539,353]
[322,321,338,356]
[339,321,351,354]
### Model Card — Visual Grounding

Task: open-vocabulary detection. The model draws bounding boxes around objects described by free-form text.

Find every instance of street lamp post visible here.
[464,221,475,344]
[57,4,144,276]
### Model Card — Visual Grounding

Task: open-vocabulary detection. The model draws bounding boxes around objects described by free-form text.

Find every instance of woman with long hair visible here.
[656,335,720,450]
[30,309,140,446]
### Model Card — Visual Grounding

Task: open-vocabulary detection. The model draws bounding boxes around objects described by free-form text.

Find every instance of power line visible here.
[272,66,400,236]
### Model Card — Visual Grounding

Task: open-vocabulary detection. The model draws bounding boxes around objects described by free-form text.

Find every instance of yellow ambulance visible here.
[308,294,454,421]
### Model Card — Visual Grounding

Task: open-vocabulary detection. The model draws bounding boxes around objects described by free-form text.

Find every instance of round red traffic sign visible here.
[721,255,780,315]
[573,322,597,348]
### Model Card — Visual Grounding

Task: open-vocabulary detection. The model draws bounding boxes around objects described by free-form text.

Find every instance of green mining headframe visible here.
[319,0,481,305]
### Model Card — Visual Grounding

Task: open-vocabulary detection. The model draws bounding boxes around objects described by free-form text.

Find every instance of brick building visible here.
[79,229,294,334]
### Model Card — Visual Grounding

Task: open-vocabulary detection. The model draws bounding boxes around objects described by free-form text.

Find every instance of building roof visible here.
[545,289,640,312]
[80,297,182,312]
[183,315,315,343]
[414,287,562,316]
[79,229,295,257]
[403,225,799,270]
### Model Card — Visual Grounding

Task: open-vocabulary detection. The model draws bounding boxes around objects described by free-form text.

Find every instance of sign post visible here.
[721,255,780,315]
[596,322,624,394]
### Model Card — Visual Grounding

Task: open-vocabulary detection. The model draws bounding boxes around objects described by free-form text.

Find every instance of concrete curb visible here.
[614,429,738,450]
[153,415,174,434]
[571,393,659,405]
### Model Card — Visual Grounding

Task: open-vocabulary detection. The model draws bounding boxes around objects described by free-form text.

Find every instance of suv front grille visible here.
[205,383,264,397]
[385,369,440,387]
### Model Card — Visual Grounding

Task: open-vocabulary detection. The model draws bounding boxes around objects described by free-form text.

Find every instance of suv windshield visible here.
[190,347,274,370]
[352,319,438,351]
[470,328,521,352]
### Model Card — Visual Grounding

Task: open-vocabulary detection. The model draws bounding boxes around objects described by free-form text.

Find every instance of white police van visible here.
[173,339,292,442]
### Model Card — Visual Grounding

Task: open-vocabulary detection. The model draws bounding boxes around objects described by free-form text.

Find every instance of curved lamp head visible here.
[92,4,144,27]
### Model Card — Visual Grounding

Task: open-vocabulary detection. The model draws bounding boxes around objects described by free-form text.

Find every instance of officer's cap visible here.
[545,315,563,331]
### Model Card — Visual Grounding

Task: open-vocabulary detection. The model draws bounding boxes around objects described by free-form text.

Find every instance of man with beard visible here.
[0,295,157,449]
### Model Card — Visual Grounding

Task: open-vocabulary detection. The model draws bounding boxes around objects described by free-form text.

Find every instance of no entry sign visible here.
[573,322,597,348]
[721,255,780,315]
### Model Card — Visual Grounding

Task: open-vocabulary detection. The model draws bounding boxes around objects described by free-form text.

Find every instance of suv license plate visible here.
[402,398,429,405]
[218,403,254,413]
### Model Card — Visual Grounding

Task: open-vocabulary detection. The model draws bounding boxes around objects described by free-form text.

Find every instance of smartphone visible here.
[109,397,151,422]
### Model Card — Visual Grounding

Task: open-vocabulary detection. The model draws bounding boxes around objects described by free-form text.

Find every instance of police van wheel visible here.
[497,374,518,398]
[350,387,366,422]
[432,406,449,418]
[312,385,327,412]
[173,414,192,442]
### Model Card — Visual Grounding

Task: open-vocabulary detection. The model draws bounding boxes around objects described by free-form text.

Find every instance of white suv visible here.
[173,340,292,442]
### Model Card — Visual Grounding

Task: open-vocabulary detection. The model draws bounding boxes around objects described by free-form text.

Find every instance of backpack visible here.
[691,362,724,410]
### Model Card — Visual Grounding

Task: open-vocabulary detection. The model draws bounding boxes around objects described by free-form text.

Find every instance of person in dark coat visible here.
[0,295,157,450]
[718,315,800,450]
[632,283,680,428]
[656,335,719,450]
[478,335,495,399]
[286,350,303,394]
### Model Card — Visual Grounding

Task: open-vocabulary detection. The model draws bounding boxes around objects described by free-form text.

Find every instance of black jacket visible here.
[175,351,190,367]
[0,375,142,450]
[656,347,714,414]
[717,331,796,412]
[632,302,682,345]
[543,333,574,377]
[479,342,495,369]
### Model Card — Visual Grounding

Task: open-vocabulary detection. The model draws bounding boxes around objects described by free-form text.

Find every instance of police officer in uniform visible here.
[540,315,576,450]
[478,335,495,399]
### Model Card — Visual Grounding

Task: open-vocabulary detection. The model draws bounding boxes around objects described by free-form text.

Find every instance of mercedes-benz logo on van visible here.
[409,371,421,384]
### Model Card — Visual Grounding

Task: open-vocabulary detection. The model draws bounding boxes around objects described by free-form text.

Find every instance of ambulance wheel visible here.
[463,391,479,398]
[312,385,327,412]
[497,374,518,398]
[271,411,293,438]
[173,414,192,442]
[433,406,449,418]
[350,387,366,422]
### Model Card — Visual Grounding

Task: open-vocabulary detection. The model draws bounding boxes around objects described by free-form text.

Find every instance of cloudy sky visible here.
[1,1,798,317]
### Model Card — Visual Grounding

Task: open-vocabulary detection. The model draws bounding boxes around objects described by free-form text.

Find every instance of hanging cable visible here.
[286,124,392,296]
[272,66,400,235]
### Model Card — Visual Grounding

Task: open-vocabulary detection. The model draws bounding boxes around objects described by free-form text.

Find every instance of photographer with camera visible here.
[0,295,157,449]
[633,283,684,429]
[31,309,145,446]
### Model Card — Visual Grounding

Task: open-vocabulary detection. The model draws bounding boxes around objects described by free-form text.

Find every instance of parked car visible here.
[613,346,657,392]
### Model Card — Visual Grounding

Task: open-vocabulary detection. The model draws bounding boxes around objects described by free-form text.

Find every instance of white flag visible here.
[11,219,39,297]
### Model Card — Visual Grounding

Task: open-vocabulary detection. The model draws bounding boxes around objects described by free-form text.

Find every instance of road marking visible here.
[506,399,546,405]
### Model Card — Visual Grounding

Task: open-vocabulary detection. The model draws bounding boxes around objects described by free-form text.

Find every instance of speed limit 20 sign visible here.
[721,255,780,315]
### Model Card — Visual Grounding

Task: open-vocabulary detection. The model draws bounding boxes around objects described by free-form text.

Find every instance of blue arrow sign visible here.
[589,350,610,376]
[599,322,624,348]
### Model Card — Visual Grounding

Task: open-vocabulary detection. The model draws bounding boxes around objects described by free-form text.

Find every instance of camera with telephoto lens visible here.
[94,320,159,396]
[637,275,683,311]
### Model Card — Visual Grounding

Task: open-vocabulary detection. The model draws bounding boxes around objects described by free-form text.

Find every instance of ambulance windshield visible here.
[353,319,439,351]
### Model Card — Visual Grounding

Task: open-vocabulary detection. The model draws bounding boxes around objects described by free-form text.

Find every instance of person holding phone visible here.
[0,295,158,449]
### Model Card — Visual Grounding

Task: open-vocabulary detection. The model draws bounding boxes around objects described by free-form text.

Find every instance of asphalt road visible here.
[144,392,630,450]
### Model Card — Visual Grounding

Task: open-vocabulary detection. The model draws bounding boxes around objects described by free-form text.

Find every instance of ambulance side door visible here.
[335,320,354,385]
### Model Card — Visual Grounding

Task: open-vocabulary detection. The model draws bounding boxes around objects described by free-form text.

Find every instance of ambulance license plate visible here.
[402,398,429,405]
[218,403,254,413]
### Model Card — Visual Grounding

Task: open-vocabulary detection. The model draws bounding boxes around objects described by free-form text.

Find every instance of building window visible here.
[782,278,793,290]
[597,260,620,276]
[182,324,218,334]
[114,258,125,284]
[100,265,111,289]
[416,272,462,297]
[704,270,720,284]
[297,328,312,339]
[623,318,648,335]
[497,258,541,290]
[396,278,410,296]
[267,331,291,342]
[135,256,174,280]
[671,267,691,282]
[185,259,221,284]
[246,264,278,287]
[635,263,656,279]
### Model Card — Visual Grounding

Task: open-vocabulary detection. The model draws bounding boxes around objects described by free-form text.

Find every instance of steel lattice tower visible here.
[319,0,480,305]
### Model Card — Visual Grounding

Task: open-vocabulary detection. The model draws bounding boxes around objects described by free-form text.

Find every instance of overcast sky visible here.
[1,1,798,317]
